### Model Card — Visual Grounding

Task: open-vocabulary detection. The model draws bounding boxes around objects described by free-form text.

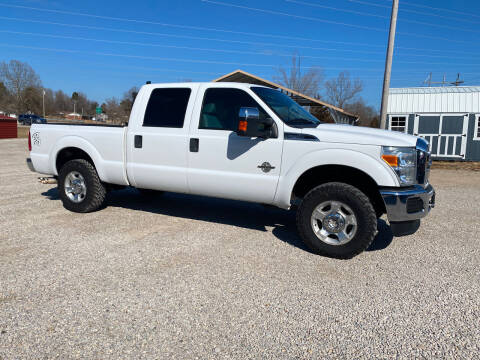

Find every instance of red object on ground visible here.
[0,115,18,139]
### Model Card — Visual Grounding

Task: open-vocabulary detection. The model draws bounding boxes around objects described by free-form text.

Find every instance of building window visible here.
[143,88,191,128]
[390,116,407,133]
[475,115,480,140]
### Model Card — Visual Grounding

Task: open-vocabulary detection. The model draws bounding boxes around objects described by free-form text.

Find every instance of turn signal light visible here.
[381,154,398,167]
[238,120,247,132]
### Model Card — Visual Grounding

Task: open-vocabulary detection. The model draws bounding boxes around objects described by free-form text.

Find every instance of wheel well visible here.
[56,147,95,173]
[292,165,386,216]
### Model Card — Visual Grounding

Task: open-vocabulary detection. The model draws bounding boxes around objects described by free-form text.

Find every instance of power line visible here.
[0,43,390,71]
[386,0,480,20]
[0,4,474,53]
[201,0,479,44]
[5,30,480,65]
[285,0,388,19]
[0,1,385,49]
[201,0,387,32]
[4,42,480,71]
[288,0,480,33]
[1,31,389,61]
[348,0,480,24]
[0,16,385,55]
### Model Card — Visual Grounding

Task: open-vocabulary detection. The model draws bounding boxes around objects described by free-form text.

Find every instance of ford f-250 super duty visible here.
[27,82,435,258]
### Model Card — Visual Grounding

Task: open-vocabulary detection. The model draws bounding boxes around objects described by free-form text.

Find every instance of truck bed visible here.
[29,123,128,186]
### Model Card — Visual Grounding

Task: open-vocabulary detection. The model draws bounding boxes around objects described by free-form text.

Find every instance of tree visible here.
[343,98,379,127]
[71,92,79,113]
[119,86,139,117]
[274,54,324,97]
[0,81,13,112]
[324,71,363,108]
[0,60,41,113]
[22,86,42,114]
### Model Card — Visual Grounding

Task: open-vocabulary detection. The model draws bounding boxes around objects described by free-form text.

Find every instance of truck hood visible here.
[302,123,418,147]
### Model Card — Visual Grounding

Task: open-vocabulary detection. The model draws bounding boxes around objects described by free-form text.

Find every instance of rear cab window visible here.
[143,88,192,128]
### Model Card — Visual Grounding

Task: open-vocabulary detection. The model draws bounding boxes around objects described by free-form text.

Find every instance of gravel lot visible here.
[1,138,479,359]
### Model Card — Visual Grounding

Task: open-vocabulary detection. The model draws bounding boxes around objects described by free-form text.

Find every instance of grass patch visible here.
[432,160,480,171]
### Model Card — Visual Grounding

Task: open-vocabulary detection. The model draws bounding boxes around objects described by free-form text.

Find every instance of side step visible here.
[38,177,57,184]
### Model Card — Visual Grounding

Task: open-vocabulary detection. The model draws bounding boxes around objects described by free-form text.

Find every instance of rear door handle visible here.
[190,138,199,152]
[134,135,142,148]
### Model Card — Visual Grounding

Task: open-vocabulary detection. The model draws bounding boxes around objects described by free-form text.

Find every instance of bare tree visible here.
[274,54,324,97]
[0,81,13,112]
[343,98,379,127]
[119,86,139,117]
[324,71,363,108]
[0,60,41,113]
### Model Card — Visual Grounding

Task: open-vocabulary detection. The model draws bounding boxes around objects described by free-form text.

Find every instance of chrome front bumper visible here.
[380,184,435,222]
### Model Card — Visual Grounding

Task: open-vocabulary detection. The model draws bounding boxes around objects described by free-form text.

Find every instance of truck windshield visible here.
[251,86,321,128]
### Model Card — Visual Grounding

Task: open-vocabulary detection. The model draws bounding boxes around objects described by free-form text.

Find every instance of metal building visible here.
[0,115,17,139]
[386,86,480,161]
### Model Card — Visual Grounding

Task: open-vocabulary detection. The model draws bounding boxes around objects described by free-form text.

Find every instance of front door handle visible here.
[134,135,142,148]
[190,138,199,152]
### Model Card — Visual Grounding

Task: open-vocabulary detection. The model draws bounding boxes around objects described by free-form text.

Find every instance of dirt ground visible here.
[1,138,479,359]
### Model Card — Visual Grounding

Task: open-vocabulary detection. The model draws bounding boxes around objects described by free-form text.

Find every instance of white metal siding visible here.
[388,87,480,113]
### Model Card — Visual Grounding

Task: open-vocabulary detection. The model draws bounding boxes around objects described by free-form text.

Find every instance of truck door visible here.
[126,85,198,192]
[187,85,283,204]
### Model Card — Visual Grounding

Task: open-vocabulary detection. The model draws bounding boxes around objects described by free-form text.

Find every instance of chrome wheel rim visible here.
[64,171,87,203]
[310,200,357,246]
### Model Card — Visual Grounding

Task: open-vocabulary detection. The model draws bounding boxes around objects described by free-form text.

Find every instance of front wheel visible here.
[58,159,106,213]
[296,182,377,259]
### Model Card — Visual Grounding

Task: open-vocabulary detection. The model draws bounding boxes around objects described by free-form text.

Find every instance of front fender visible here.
[50,136,107,181]
[274,148,399,209]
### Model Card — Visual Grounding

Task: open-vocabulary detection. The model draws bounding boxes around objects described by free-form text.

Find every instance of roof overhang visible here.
[213,69,358,119]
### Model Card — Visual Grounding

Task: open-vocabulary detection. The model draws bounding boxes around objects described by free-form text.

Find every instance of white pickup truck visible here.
[27,82,435,258]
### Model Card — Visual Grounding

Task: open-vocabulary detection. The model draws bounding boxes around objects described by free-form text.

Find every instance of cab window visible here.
[199,88,268,131]
[143,88,191,128]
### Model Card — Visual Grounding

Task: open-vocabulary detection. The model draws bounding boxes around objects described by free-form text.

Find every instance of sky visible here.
[1,0,479,108]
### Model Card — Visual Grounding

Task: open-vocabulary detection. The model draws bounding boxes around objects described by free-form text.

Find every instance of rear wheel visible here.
[58,159,106,213]
[296,182,377,259]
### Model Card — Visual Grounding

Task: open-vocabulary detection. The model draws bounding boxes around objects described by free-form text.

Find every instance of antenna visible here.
[451,73,464,86]
[424,73,464,87]
[423,72,432,86]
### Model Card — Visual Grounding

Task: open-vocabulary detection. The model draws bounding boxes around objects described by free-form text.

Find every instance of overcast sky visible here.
[1,0,479,107]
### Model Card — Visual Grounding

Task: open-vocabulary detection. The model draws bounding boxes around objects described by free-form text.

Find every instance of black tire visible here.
[58,159,106,213]
[296,182,377,259]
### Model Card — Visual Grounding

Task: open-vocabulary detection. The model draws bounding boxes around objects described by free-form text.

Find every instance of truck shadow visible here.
[41,187,393,254]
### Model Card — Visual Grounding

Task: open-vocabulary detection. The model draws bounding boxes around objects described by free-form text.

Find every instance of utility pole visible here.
[42,89,46,118]
[380,0,399,130]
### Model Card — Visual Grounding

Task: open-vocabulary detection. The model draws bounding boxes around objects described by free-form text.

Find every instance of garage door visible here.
[414,114,468,159]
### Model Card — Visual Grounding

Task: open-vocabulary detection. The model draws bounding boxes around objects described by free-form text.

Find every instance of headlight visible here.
[381,146,416,186]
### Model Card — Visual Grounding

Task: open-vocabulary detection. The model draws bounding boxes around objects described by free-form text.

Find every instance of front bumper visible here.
[26,158,35,172]
[380,184,435,222]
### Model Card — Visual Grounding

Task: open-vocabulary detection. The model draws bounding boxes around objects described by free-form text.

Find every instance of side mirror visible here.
[236,107,277,138]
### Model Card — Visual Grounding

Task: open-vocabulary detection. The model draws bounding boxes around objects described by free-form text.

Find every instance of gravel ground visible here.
[1,138,479,359]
